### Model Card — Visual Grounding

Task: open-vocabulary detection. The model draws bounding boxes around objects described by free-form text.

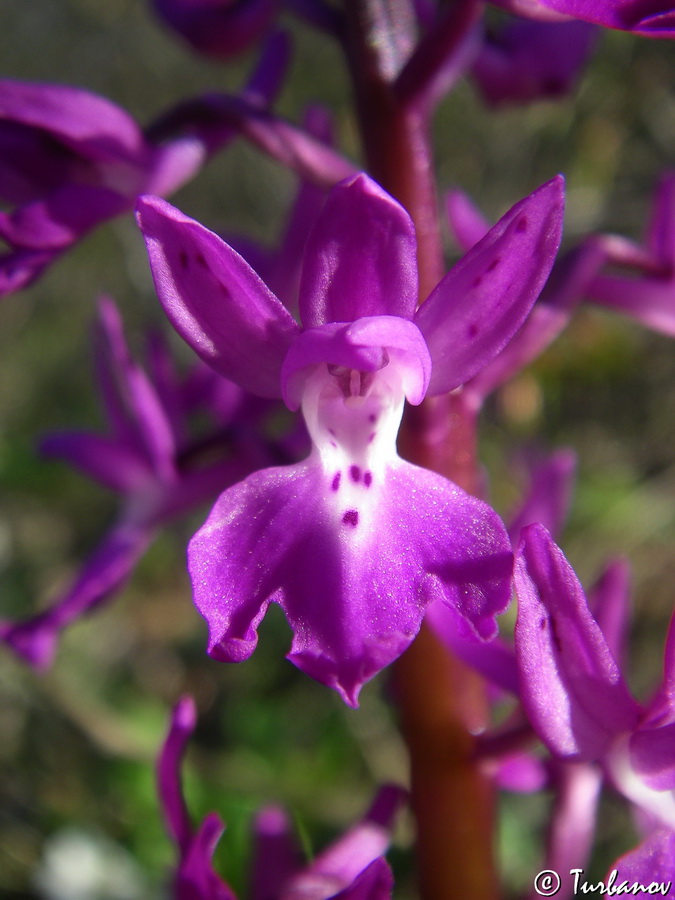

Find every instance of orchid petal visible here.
[629,723,675,791]
[425,601,519,695]
[0,185,128,250]
[188,457,511,706]
[40,432,152,494]
[250,806,299,900]
[281,785,402,900]
[507,448,577,543]
[514,524,640,759]
[0,79,147,162]
[416,176,565,394]
[608,829,675,884]
[298,173,419,327]
[137,195,300,397]
[0,523,152,670]
[158,696,197,854]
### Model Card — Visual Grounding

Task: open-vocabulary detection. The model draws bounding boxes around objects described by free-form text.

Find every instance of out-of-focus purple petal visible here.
[588,558,631,670]
[144,136,207,197]
[93,297,178,482]
[446,187,491,250]
[646,172,675,264]
[298,173,419,328]
[40,432,153,493]
[425,601,519,695]
[586,275,675,337]
[629,723,675,791]
[250,806,299,900]
[137,195,300,398]
[281,317,431,410]
[281,785,403,900]
[188,458,511,705]
[0,523,152,670]
[507,448,577,543]
[0,247,55,297]
[608,829,675,884]
[0,185,128,250]
[514,524,640,759]
[330,858,394,900]
[466,240,605,403]
[152,0,280,59]
[158,696,197,854]
[416,176,565,394]
[175,812,236,900]
[545,761,603,900]
[0,79,147,162]
[472,20,596,107]
[492,753,548,792]
[158,698,236,900]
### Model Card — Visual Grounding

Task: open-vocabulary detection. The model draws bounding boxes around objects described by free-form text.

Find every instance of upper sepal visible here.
[298,173,419,328]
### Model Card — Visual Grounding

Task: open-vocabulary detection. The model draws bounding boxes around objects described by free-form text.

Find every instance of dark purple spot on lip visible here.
[196,252,208,268]
[516,216,528,233]
[328,428,336,436]
[472,275,483,288]
[179,250,189,268]
[364,471,372,487]
[331,472,341,491]
[329,441,337,449]
[218,282,231,299]
[342,509,359,527]
[468,322,479,339]
[368,432,376,444]
[368,414,377,423]
[349,465,361,483]
[487,257,501,272]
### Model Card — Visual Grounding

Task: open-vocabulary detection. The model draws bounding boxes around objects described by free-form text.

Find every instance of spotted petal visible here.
[189,458,512,706]
[416,176,564,394]
[137,195,300,397]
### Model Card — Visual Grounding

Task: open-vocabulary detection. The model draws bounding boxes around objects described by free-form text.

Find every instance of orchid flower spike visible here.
[137,171,564,705]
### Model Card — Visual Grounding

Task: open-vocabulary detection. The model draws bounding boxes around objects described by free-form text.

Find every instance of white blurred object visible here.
[34,827,150,900]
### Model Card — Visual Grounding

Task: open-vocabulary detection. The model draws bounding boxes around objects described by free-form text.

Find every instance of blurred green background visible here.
[1,2,675,898]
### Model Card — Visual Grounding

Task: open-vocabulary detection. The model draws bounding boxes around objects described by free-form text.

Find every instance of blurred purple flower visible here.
[586,171,675,336]
[151,0,280,58]
[0,35,288,297]
[137,172,564,704]
[472,18,597,106]
[158,696,402,900]
[489,0,675,36]
[514,524,675,830]
[0,297,281,669]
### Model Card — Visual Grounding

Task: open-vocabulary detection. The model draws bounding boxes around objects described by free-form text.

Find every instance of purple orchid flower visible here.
[586,171,675,337]
[472,18,597,107]
[514,523,675,832]
[0,297,276,669]
[0,35,287,297]
[158,696,403,899]
[137,171,564,705]
[489,0,675,36]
